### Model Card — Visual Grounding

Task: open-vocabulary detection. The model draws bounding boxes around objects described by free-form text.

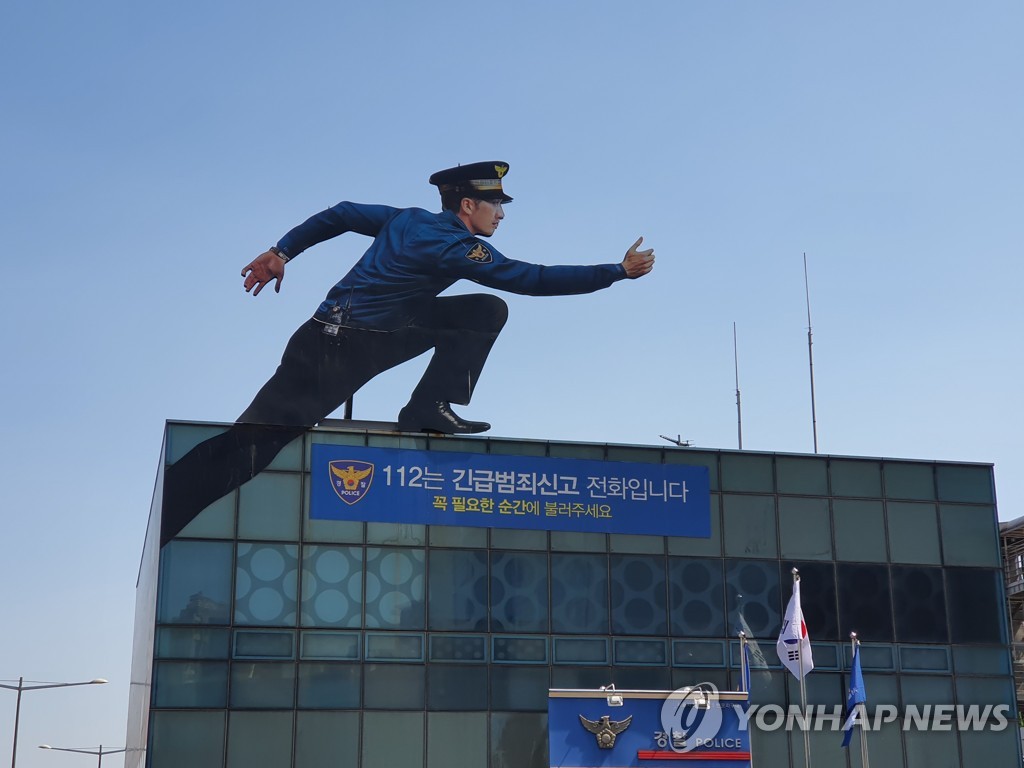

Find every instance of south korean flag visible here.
[776,577,814,680]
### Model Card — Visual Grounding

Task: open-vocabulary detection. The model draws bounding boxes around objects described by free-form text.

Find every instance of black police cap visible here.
[429,161,513,203]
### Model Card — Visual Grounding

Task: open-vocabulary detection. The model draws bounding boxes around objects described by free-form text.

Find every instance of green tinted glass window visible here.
[266,434,303,471]
[297,663,361,708]
[367,522,426,545]
[892,566,947,643]
[940,504,999,567]
[364,664,425,708]
[238,472,301,540]
[363,712,424,768]
[229,661,295,708]
[157,540,232,625]
[490,666,549,710]
[723,495,777,558]
[149,711,225,768]
[862,673,899,705]
[721,453,773,493]
[295,711,359,768]
[778,497,832,560]
[427,665,487,710]
[883,462,935,500]
[606,446,661,464]
[153,661,228,708]
[898,645,951,672]
[156,627,231,659]
[490,528,547,550]
[903,728,957,768]
[901,675,954,705]
[609,533,664,554]
[830,459,882,498]
[428,525,487,547]
[886,502,941,564]
[776,456,828,496]
[429,549,489,632]
[551,554,609,634]
[952,645,1011,676]
[786,671,841,706]
[549,442,604,460]
[226,712,293,768]
[364,547,425,630]
[428,712,488,767]
[955,676,1014,705]
[551,531,607,552]
[947,568,1005,644]
[936,463,994,503]
[833,499,886,562]
[958,730,1023,766]
[491,713,547,768]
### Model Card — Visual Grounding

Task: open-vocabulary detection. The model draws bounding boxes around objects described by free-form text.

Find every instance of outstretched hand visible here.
[621,236,655,279]
[241,250,286,296]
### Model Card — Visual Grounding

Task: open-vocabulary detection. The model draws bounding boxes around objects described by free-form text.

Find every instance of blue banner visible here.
[310,444,710,537]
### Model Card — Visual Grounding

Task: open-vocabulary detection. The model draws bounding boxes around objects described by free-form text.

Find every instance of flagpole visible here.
[793,569,811,768]
[739,631,755,768]
[852,633,870,768]
[803,253,819,454]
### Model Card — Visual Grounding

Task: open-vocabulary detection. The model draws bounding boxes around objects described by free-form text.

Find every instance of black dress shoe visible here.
[397,401,491,434]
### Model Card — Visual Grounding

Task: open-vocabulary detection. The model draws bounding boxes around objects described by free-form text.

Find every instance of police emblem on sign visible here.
[579,714,632,749]
[466,243,493,263]
[328,460,374,505]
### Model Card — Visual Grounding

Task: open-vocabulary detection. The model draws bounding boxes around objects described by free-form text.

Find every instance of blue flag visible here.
[841,645,867,748]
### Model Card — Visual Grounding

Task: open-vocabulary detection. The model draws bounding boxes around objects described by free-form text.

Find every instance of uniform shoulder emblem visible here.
[465,242,493,263]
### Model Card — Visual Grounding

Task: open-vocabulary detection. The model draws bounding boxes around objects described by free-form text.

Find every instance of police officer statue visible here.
[162,161,654,546]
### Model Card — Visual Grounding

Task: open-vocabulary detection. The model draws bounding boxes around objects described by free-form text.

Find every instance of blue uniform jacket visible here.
[276,202,627,331]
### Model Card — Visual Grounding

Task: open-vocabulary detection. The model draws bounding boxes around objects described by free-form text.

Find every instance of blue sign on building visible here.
[310,444,711,537]
[549,687,751,767]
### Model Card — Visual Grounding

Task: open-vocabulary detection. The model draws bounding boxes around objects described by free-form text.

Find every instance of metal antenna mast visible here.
[734,321,743,450]
[804,253,819,453]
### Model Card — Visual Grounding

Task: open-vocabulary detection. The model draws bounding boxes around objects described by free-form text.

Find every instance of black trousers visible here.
[161,294,508,546]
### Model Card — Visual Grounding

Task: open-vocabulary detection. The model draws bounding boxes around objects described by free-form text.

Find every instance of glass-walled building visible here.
[126,420,1019,767]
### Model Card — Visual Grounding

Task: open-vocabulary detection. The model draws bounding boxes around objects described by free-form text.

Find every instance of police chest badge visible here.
[329,460,374,505]
[465,243,493,263]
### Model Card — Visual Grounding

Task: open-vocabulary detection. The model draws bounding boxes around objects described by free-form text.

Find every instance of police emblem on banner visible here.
[328,460,374,505]
[466,243,493,263]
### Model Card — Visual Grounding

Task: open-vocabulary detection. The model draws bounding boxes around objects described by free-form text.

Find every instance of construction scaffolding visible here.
[1000,515,1024,703]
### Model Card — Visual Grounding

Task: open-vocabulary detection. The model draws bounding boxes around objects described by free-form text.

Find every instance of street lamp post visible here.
[39,745,128,768]
[0,677,107,768]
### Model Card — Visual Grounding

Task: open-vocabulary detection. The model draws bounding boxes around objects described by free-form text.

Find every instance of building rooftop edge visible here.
[164,418,995,468]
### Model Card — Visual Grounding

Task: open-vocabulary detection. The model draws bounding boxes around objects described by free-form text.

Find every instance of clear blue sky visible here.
[1,1,1021,762]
